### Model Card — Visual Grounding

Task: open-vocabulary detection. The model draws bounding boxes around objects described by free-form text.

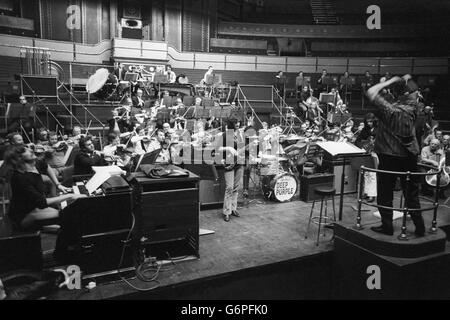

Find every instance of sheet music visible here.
[92,165,125,176]
[62,145,73,166]
[316,141,365,157]
[85,171,111,195]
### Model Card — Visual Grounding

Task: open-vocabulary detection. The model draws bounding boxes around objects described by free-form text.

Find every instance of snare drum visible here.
[261,173,298,202]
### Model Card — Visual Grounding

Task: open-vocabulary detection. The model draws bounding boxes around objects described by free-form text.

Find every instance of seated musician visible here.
[306,100,323,127]
[113,62,127,81]
[67,126,82,145]
[131,88,146,110]
[147,129,172,164]
[131,126,149,155]
[36,128,49,146]
[73,136,107,175]
[443,134,450,152]
[329,87,343,108]
[102,132,132,167]
[420,138,446,195]
[421,138,445,168]
[201,66,214,85]
[298,85,311,116]
[107,108,127,134]
[355,113,377,147]
[165,65,177,84]
[339,71,352,92]
[4,145,86,230]
[46,132,69,175]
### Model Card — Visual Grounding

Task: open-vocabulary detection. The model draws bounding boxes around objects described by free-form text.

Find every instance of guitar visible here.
[221,138,258,171]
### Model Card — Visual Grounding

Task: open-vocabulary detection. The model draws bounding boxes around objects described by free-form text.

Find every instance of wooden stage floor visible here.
[47,191,450,300]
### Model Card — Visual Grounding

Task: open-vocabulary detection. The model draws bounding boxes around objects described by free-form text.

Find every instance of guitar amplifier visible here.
[299,173,334,202]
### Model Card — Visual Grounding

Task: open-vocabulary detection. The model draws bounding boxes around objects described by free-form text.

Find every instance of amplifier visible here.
[299,173,334,202]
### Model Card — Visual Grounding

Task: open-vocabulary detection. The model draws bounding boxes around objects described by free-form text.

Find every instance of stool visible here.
[305,187,336,246]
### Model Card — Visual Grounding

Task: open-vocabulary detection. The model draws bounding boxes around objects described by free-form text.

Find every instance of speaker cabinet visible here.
[21,75,58,97]
[300,173,334,202]
[121,27,142,39]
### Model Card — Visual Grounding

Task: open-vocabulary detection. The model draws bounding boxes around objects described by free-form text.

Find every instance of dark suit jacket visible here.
[73,150,107,175]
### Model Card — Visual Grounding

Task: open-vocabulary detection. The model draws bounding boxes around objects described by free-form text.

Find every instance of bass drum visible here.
[261,173,298,202]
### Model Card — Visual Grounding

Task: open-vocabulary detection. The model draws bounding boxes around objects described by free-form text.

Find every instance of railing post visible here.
[354,166,365,230]
[398,172,411,241]
[430,169,441,233]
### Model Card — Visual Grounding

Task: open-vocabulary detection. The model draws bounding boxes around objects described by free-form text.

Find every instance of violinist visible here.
[73,136,107,175]
[68,126,82,145]
[46,132,69,174]
[36,128,49,146]
[130,126,150,155]
[147,129,172,164]
[102,132,132,167]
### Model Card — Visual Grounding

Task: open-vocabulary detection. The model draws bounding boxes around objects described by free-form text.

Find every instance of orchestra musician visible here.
[102,132,132,167]
[317,69,328,93]
[165,65,177,84]
[130,126,150,155]
[113,62,127,81]
[132,88,146,109]
[8,95,36,135]
[4,145,86,231]
[147,129,172,164]
[202,66,214,85]
[361,70,374,92]
[73,135,107,175]
[67,126,82,145]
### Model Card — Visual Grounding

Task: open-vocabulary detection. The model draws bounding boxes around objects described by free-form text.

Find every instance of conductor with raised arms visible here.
[366,74,425,237]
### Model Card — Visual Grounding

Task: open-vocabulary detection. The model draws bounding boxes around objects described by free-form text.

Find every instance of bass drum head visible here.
[270,173,297,202]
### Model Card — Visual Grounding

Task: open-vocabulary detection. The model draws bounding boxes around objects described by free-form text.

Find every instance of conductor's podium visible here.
[332,221,450,299]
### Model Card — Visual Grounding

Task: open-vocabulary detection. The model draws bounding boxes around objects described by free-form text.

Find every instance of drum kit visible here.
[254,154,298,203]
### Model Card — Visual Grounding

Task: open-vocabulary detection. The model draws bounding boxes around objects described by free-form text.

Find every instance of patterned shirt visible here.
[372,94,420,157]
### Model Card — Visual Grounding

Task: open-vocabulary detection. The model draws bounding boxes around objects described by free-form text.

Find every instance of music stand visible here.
[124,72,138,82]
[322,77,335,92]
[316,141,366,221]
[340,77,354,104]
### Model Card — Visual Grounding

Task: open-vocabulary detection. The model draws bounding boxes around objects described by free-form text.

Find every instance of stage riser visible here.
[111,252,333,300]
[332,237,450,299]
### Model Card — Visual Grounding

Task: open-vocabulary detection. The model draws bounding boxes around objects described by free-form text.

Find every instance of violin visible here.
[53,140,69,152]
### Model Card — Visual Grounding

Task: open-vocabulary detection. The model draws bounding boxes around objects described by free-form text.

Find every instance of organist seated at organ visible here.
[5,145,86,231]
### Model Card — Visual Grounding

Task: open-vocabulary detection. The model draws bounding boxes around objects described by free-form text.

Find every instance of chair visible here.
[305,187,336,245]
